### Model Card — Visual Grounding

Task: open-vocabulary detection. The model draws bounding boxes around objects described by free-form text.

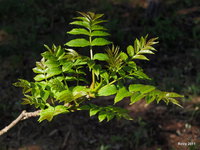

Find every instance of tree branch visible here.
[0,110,41,136]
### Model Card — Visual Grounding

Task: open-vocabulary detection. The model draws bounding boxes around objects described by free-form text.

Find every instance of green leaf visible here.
[127,61,137,69]
[72,86,89,99]
[33,67,46,74]
[41,51,55,59]
[133,55,149,61]
[56,47,65,58]
[93,13,104,20]
[114,87,131,104]
[91,25,107,31]
[34,74,46,81]
[92,20,107,25]
[54,105,69,116]
[13,79,30,88]
[49,78,65,92]
[45,60,60,68]
[67,28,90,36]
[36,59,46,70]
[91,31,110,36]
[44,44,52,53]
[145,95,156,104]
[89,107,100,116]
[98,84,117,96]
[92,65,101,78]
[46,68,62,78]
[140,85,156,94]
[132,70,151,80]
[100,71,109,83]
[93,53,109,61]
[40,90,50,101]
[120,52,128,60]
[62,62,73,72]
[65,76,77,81]
[165,92,184,98]
[167,98,183,108]
[74,16,89,22]
[38,105,69,122]
[130,92,145,104]
[38,105,54,122]
[70,21,90,29]
[65,38,90,47]
[98,111,107,122]
[129,84,144,92]
[21,98,31,105]
[134,38,140,53]
[56,90,74,103]
[138,50,154,54]
[106,113,115,121]
[91,38,111,46]
[127,45,134,57]
[79,105,91,110]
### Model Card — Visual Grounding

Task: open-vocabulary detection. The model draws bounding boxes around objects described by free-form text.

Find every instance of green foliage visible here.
[14,12,183,122]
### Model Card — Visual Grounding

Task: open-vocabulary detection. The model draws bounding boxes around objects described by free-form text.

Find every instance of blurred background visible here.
[0,0,199,150]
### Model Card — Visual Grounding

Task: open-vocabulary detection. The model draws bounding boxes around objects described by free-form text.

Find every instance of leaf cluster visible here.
[14,12,183,122]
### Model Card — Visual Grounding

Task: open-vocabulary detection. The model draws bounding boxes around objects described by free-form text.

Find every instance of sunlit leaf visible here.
[130,92,145,104]
[93,53,109,61]
[91,25,107,31]
[67,28,90,36]
[114,86,131,104]
[46,68,62,78]
[165,92,184,98]
[65,38,90,47]
[98,111,107,122]
[91,31,110,36]
[56,90,74,103]
[127,45,134,57]
[120,52,128,60]
[54,105,69,116]
[133,55,149,60]
[70,21,90,29]
[91,38,111,46]
[90,107,100,116]
[98,84,117,96]
[38,105,54,122]
[34,74,46,81]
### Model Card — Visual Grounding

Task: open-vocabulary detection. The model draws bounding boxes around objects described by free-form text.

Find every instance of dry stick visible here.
[0,110,41,136]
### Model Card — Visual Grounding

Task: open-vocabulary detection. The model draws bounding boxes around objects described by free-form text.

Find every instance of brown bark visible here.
[0,110,41,136]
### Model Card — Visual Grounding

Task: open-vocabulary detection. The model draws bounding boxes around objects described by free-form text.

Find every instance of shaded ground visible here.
[0,0,200,150]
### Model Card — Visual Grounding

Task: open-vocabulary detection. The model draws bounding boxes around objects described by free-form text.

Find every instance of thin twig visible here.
[0,110,41,136]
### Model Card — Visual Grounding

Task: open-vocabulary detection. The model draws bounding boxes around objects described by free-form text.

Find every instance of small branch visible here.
[0,110,41,136]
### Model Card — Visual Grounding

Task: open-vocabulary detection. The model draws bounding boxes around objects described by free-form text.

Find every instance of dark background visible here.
[0,0,200,150]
